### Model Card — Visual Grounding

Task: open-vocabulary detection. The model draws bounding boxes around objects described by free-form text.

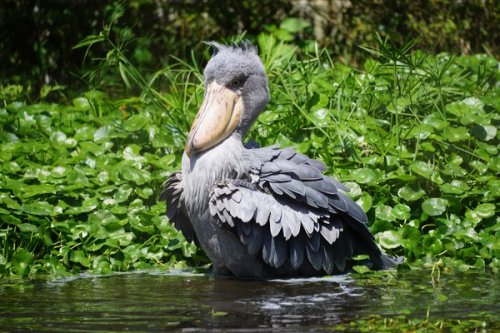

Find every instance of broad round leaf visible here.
[375,204,395,222]
[422,198,448,216]
[350,168,377,184]
[376,230,401,249]
[22,201,56,216]
[398,185,425,201]
[410,161,433,179]
[392,204,411,220]
[442,126,470,142]
[470,125,497,141]
[474,203,495,219]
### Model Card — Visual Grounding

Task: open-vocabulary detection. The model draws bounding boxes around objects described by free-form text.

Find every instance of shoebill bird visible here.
[161,41,395,278]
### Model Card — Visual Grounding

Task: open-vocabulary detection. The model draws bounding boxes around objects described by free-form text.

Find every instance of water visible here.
[0,269,498,332]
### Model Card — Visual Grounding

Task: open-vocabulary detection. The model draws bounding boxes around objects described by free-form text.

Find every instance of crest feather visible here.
[203,40,257,57]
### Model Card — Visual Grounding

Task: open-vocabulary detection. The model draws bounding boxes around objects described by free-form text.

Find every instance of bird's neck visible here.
[181,135,258,210]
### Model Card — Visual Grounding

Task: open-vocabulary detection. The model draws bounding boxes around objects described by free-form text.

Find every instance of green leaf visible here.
[212,311,229,317]
[357,193,373,212]
[92,255,111,274]
[114,184,133,203]
[474,203,495,219]
[422,112,448,130]
[422,198,448,216]
[22,201,56,216]
[70,250,91,268]
[119,62,132,89]
[409,161,433,179]
[445,97,483,120]
[11,248,33,277]
[350,168,377,184]
[310,108,329,127]
[121,165,151,185]
[376,230,401,249]
[398,185,425,201]
[73,34,105,49]
[73,97,91,110]
[123,145,146,163]
[470,125,497,141]
[442,126,470,142]
[279,18,310,33]
[136,187,153,199]
[94,127,109,142]
[470,161,488,175]
[352,265,371,274]
[17,223,39,233]
[440,180,470,194]
[124,114,150,131]
[375,205,395,222]
[392,204,411,220]
[66,197,99,215]
[0,193,21,210]
[89,210,119,226]
[75,126,97,141]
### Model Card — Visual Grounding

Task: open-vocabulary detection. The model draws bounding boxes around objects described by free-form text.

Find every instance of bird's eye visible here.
[231,79,241,88]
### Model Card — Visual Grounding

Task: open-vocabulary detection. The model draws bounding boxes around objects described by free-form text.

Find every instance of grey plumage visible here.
[161,41,396,278]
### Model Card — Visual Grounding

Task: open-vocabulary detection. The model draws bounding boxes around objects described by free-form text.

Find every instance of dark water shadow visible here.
[0,269,498,332]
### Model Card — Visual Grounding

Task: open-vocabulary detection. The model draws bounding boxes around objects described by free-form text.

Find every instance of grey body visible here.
[162,42,394,278]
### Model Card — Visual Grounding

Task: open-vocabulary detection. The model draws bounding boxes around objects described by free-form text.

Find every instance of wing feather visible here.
[247,225,263,256]
[289,234,305,270]
[205,146,387,275]
[322,245,334,274]
[160,172,198,244]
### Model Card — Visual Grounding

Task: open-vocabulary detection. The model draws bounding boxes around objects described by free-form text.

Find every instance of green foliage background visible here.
[0,2,498,278]
[0,0,497,90]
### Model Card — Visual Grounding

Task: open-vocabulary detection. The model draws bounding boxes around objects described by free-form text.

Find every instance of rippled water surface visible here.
[0,270,498,332]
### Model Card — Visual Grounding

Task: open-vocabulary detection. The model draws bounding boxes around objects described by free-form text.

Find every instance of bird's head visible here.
[185,41,269,157]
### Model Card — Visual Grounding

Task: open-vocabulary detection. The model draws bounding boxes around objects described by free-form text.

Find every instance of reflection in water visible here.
[0,270,498,332]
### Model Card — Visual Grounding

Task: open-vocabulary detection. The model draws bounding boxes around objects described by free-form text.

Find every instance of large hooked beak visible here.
[185,81,243,157]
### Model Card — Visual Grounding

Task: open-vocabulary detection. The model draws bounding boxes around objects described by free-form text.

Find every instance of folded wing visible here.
[208,147,384,274]
[160,172,198,245]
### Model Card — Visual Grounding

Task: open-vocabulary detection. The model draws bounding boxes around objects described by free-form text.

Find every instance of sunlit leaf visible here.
[442,126,470,142]
[398,185,425,201]
[445,97,483,121]
[94,126,109,142]
[422,198,448,216]
[440,180,470,194]
[22,201,56,216]
[392,204,411,220]
[352,265,371,274]
[474,203,495,219]
[350,168,377,184]
[124,114,150,131]
[73,97,91,110]
[470,125,497,141]
[376,230,401,249]
[409,161,433,179]
[375,204,395,222]
[356,193,373,212]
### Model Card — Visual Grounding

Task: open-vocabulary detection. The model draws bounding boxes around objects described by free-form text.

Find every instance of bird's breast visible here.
[181,136,256,216]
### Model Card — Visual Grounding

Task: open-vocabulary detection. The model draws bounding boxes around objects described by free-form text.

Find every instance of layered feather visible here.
[204,146,384,274]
